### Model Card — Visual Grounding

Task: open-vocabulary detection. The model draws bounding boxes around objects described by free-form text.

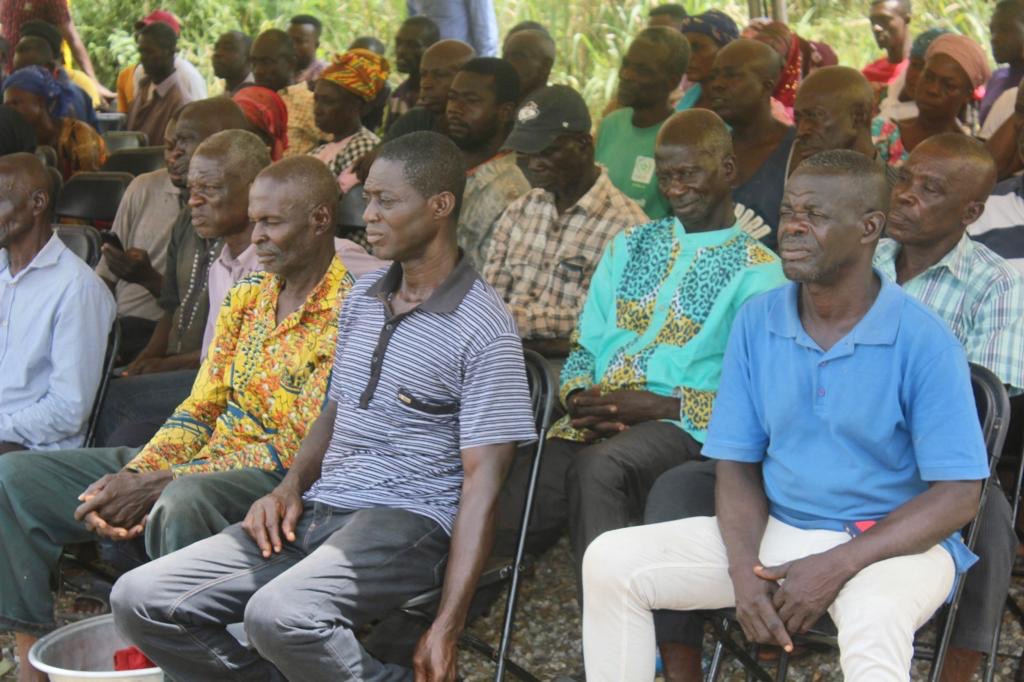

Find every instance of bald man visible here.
[706,38,794,251]
[0,153,114,454]
[251,29,318,156]
[502,28,554,102]
[585,149,988,682]
[791,66,878,169]
[499,111,785,658]
[875,134,1024,681]
[0,154,355,681]
[385,39,476,141]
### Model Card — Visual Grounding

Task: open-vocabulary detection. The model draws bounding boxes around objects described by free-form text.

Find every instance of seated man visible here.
[583,150,988,681]
[0,154,354,681]
[110,131,537,681]
[288,14,327,84]
[501,27,554,102]
[707,38,794,251]
[445,57,529,268]
[93,98,253,445]
[595,27,690,220]
[0,153,115,453]
[482,84,648,355]
[250,29,318,157]
[383,16,440,131]
[646,134,1024,682]
[126,22,195,147]
[13,29,96,128]
[385,39,476,141]
[972,92,1024,274]
[212,30,253,95]
[116,11,207,113]
[496,110,785,603]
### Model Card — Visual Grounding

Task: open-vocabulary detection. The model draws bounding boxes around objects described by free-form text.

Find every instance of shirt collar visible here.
[569,166,615,217]
[364,251,479,314]
[767,270,903,348]
[874,234,973,285]
[216,242,259,269]
[0,232,66,279]
[672,215,743,246]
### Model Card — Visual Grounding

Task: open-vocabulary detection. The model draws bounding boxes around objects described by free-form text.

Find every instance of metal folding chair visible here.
[398,349,554,681]
[84,319,122,447]
[704,362,1011,682]
[101,147,165,176]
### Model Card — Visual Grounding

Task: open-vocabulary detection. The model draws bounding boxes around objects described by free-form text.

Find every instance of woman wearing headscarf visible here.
[871,33,990,166]
[233,85,289,161]
[0,104,36,156]
[877,28,951,121]
[2,65,105,179]
[674,10,739,111]
[309,48,389,194]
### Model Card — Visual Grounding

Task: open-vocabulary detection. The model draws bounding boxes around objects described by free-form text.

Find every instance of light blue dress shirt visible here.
[0,233,116,450]
[703,275,989,572]
[407,0,499,56]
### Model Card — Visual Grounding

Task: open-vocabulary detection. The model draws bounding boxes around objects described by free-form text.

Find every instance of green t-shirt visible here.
[594,107,671,220]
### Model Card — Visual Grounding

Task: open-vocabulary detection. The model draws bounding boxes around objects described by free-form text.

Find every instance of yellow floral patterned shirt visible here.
[127,256,351,476]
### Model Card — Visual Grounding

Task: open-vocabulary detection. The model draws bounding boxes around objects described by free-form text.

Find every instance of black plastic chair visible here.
[704,362,1011,682]
[336,184,368,236]
[84,319,122,447]
[102,131,148,153]
[54,224,102,267]
[101,147,165,176]
[46,167,63,215]
[95,112,127,134]
[398,349,554,681]
[54,171,133,226]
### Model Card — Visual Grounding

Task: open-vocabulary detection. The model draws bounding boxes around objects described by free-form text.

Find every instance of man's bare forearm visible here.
[716,461,770,575]
[432,444,515,633]
[279,401,336,494]
[825,480,981,576]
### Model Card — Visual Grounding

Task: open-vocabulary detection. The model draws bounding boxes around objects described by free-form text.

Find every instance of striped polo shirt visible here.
[969,176,1024,275]
[305,257,537,534]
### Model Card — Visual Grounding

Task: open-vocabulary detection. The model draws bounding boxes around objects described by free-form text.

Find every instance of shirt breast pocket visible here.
[387,388,460,451]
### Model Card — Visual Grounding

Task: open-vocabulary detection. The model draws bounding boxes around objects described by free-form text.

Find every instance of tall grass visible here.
[73,0,995,113]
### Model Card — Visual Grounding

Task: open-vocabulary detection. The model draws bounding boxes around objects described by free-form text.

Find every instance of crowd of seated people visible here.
[3,2,1024,681]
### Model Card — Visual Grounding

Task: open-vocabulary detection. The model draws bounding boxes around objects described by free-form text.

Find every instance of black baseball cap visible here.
[504,85,592,155]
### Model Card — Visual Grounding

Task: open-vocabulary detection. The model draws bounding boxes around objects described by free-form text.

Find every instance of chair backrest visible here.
[523,349,556,436]
[102,131,148,153]
[54,224,102,267]
[969,362,1011,470]
[54,171,134,225]
[35,145,57,168]
[101,147,165,176]
[84,319,122,447]
[95,112,127,134]
[336,184,368,236]
[46,167,63,216]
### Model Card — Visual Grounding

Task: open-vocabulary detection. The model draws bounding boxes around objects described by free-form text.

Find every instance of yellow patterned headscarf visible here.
[319,49,391,102]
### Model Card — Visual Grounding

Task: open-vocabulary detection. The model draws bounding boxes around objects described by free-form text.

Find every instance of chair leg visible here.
[983,610,1003,682]
[706,640,725,682]
[774,651,789,682]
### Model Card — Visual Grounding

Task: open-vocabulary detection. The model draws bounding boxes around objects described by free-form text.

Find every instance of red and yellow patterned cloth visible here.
[319,49,391,102]
[233,86,289,161]
[127,256,351,475]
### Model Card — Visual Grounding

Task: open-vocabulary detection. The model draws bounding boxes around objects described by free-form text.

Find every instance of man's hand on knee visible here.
[74,470,172,533]
[413,624,458,682]
[242,483,304,558]
[569,388,680,427]
[755,553,852,636]
[731,567,793,651]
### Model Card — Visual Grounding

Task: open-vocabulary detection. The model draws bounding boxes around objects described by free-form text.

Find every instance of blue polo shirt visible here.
[703,274,989,571]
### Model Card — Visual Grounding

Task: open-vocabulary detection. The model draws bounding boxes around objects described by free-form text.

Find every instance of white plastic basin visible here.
[28,614,163,682]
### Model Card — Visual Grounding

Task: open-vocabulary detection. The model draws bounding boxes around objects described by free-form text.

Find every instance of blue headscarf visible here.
[1,65,76,119]
[678,10,740,47]
[911,28,952,61]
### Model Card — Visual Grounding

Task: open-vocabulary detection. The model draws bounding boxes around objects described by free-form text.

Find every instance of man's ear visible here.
[29,188,49,219]
[430,190,457,221]
[310,202,333,234]
[497,100,516,127]
[721,154,738,185]
[962,199,986,228]
[861,209,887,244]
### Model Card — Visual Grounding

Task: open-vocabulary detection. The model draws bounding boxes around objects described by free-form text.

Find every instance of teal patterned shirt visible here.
[875,235,1024,394]
[553,216,786,443]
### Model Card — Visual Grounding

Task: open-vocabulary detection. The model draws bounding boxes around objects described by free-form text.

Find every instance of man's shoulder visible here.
[963,239,1024,296]
[126,168,173,196]
[457,276,522,340]
[588,170,650,223]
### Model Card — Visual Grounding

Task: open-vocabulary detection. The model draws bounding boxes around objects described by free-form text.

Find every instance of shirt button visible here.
[372,354,379,363]
[385,323,393,332]
[817,387,826,397]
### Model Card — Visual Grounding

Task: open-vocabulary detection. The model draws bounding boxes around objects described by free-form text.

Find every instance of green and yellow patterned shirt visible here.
[553,216,786,443]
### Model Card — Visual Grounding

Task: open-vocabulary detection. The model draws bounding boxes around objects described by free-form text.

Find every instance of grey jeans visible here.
[645,460,1017,653]
[0,446,279,635]
[111,503,450,682]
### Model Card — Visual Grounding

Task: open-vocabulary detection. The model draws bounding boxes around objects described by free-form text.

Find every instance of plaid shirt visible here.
[875,235,1024,393]
[482,167,648,340]
[128,257,352,476]
[459,152,530,269]
[281,82,320,157]
[309,127,379,178]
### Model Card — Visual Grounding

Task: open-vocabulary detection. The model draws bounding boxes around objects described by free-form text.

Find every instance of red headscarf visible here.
[233,86,289,161]
[744,20,803,109]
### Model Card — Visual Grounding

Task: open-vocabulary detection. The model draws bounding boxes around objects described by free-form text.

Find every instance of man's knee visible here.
[110,565,160,638]
[569,441,630,492]
[582,529,634,596]
[244,582,330,658]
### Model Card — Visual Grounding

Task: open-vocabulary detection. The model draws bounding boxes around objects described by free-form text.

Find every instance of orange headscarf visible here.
[319,49,391,102]
[233,86,289,161]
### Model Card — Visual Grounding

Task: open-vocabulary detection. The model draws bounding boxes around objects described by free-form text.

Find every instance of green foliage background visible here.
[72,0,994,112]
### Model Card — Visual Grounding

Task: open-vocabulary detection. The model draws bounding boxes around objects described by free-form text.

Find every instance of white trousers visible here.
[582,516,954,682]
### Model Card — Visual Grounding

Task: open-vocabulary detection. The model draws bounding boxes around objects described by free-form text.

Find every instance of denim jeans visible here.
[93,369,198,447]
[111,503,450,682]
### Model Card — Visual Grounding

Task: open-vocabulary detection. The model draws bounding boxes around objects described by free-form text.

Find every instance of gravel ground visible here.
[4,536,1024,681]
